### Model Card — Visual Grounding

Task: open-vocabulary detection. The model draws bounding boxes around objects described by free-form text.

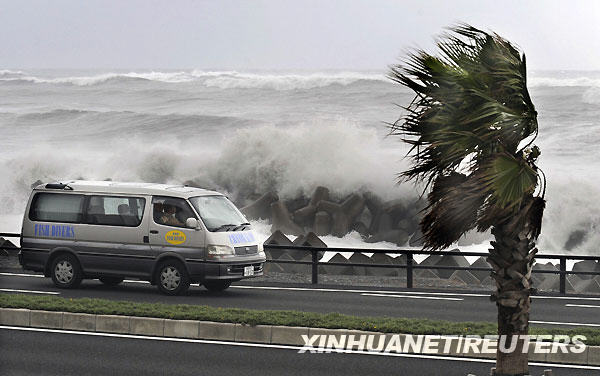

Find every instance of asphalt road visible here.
[2,327,598,376]
[2,269,600,327]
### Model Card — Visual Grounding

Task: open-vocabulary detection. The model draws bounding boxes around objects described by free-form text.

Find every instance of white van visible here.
[19,181,265,295]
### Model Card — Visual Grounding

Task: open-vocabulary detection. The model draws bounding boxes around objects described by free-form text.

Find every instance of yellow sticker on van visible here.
[165,230,186,245]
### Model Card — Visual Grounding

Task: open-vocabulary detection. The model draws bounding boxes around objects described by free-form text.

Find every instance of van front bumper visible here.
[186,256,265,282]
[202,262,264,281]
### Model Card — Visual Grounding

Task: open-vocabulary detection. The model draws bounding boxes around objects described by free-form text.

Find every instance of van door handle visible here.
[150,230,159,234]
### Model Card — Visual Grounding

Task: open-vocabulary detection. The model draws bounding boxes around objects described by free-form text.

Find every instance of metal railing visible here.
[264,244,600,295]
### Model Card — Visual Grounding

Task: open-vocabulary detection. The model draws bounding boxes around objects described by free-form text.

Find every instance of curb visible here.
[0,308,597,366]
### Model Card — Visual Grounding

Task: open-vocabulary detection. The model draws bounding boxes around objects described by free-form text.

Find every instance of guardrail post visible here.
[559,257,566,295]
[406,253,413,289]
[311,249,318,285]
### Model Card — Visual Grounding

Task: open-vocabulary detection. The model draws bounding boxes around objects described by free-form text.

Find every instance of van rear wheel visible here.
[203,281,231,292]
[155,260,190,295]
[99,277,124,286]
[50,254,83,289]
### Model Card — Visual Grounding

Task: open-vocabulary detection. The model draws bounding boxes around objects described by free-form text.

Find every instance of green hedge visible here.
[1,293,599,345]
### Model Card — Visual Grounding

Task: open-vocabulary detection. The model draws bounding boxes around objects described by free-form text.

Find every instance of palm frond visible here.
[390,23,544,249]
[483,153,538,209]
[421,172,487,249]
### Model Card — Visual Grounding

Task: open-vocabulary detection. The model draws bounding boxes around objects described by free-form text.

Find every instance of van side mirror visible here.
[185,218,199,230]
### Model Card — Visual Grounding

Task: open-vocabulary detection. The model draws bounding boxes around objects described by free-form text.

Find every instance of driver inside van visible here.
[159,202,184,227]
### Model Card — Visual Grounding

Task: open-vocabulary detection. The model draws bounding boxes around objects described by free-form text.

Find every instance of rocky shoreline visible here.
[237,186,425,247]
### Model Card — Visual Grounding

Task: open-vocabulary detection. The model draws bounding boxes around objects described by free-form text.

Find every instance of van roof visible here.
[33,180,223,199]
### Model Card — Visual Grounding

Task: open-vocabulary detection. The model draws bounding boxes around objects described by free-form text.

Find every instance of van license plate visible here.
[243,266,254,276]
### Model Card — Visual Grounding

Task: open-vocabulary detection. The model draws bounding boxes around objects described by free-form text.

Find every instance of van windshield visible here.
[189,196,249,232]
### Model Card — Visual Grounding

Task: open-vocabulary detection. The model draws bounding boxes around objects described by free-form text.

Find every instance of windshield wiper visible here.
[234,222,251,231]
[213,224,238,232]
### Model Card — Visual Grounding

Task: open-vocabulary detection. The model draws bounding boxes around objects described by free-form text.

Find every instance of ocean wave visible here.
[529,76,600,88]
[200,71,387,90]
[0,69,25,79]
[0,70,387,89]
[0,72,189,86]
[0,120,411,202]
[0,69,23,75]
[582,87,600,104]
[206,121,410,199]
[11,109,257,131]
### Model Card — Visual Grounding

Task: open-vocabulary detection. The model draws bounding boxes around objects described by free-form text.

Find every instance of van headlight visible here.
[207,245,234,257]
[258,243,265,257]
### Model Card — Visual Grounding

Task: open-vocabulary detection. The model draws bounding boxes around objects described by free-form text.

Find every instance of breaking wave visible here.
[200,71,386,90]
[529,75,600,88]
[0,69,387,89]
[0,69,24,76]
[0,71,198,85]
[0,121,412,202]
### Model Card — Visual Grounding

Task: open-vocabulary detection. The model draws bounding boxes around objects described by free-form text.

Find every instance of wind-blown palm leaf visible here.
[421,172,481,249]
[483,153,538,209]
[389,24,544,250]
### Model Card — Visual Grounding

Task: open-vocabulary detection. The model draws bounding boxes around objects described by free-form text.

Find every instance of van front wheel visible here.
[50,254,83,289]
[155,260,190,295]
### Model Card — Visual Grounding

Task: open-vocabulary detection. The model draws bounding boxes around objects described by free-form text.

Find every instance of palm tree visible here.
[389,24,545,375]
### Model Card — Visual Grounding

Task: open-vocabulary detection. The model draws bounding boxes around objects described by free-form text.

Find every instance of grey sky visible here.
[1,0,599,70]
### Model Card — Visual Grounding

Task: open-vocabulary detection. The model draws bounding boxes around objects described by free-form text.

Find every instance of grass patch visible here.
[1,293,599,345]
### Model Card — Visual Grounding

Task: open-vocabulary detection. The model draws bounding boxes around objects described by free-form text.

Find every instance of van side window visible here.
[29,193,85,223]
[152,196,195,228]
[85,196,145,227]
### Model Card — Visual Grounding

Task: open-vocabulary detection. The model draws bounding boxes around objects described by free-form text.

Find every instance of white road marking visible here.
[530,320,600,327]
[1,325,598,370]
[361,293,463,301]
[232,285,489,297]
[0,272,44,278]
[124,280,202,287]
[0,288,59,295]
[533,296,600,301]
[566,304,600,309]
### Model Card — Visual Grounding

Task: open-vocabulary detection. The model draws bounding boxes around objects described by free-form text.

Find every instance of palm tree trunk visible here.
[488,220,536,375]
